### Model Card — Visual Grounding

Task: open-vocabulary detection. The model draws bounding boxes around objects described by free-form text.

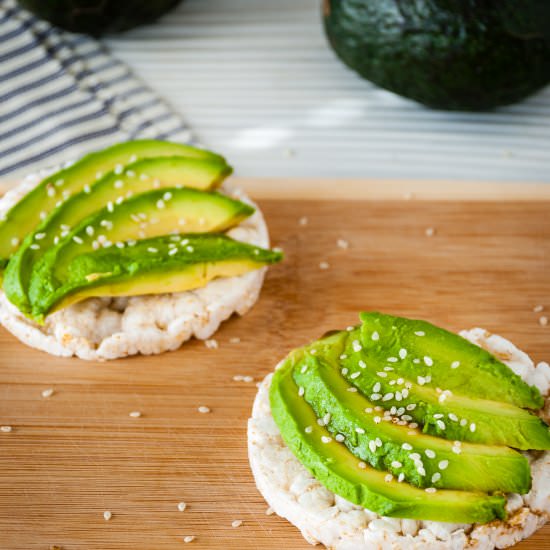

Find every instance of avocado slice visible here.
[270,361,507,523]
[29,234,282,318]
[0,140,226,272]
[306,326,550,450]
[4,156,232,314]
[23,188,254,319]
[358,312,543,410]
[291,353,531,493]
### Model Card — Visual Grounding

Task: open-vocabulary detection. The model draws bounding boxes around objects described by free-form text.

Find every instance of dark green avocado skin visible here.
[324,0,550,110]
[18,0,183,36]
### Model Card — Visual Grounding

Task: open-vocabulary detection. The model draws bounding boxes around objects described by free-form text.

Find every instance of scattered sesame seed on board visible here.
[178,502,187,512]
[41,388,54,398]
[265,507,275,515]
[298,216,308,226]
[425,227,435,237]
[337,238,349,249]
[183,535,196,543]
[1,426,13,433]
[231,520,243,528]
[129,411,141,418]
[198,406,211,414]
[540,316,548,327]
[103,511,112,521]
[319,261,330,270]
[533,304,544,313]
[229,337,241,344]
[205,339,218,349]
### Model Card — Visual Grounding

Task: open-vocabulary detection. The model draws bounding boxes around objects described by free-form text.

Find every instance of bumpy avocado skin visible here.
[324,0,550,110]
[18,0,183,36]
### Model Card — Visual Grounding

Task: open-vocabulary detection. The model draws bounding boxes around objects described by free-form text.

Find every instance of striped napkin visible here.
[0,0,194,180]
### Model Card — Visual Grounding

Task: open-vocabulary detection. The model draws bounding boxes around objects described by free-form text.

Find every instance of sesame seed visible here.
[425,227,435,237]
[365,407,373,413]
[384,366,394,372]
[114,164,123,175]
[347,387,357,392]
[35,232,46,240]
[439,460,449,470]
[395,391,402,401]
[533,304,544,313]
[358,360,366,369]
[398,473,405,482]
[448,413,458,422]
[321,436,332,444]
[305,426,312,434]
[373,416,381,424]
[341,367,348,375]
[40,211,47,220]
[107,201,114,212]
[103,511,112,521]
[335,434,345,442]
[86,226,94,236]
[436,420,446,430]
[298,386,305,397]
[265,507,275,515]
[399,348,407,359]
[232,520,243,528]
[370,393,381,401]
[540,316,548,327]
[417,376,426,385]
[377,372,388,378]
[126,170,136,177]
[451,361,460,369]
[460,418,467,426]
[424,356,433,366]
[425,449,436,459]
[409,423,419,429]
[409,452,421,461]
[129,411,141,418]
[129,154,138,163]
[114,180,124,189]
[402,415,412,421]
[47,187,56,197]
[417,467,426,476]
[139,173,149,181]
[425,375,432,383]
[319,261,330,270]
[205,339,218,349]
[41,388,54,398]
[406,404,416,411]
[229,337,241,344]
[183,536,195,543]
[323,413,331,425]
[371,331,380,341]
[1,426,13,433]
[384,474,393,482]
[373,382,381,393]
[355,461,366,470]
[198,406,211,414]
[382,393,394,401]
[368,440,377,453]
[391,461,402,468]
[387,357,398,363]
[163,191,172,201]
[431,473,441,483]
[402,443,413,450]
[186,246,194,253]
[30,244,40,250]
[414,331,425,336]
[355,427,365,434]
[350,371,360,380]
[339,354,347,360]
[470,422,476,432]
[10,237,20,247]
[337,238,349,249]
[375,437,382,447]
[72,236,83,245]
[147,247,158,253]
[425,487,437,493]
[168,248,178,256]
[298,216,308,226]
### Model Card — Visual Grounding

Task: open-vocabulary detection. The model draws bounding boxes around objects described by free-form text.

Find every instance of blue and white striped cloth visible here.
[0,0,194,179]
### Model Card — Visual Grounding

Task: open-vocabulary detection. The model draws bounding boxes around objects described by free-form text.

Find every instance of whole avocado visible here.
[18,0,183,36]
[323,0,550,110]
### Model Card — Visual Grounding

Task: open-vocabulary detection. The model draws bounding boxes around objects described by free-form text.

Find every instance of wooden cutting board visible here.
[0,179,549,550]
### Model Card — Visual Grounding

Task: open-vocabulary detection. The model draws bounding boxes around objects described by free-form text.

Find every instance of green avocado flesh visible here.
[24,188,255,320]
[31,234,282,318]
[269,312,550,523]
[270,363,507,524]
[0,140,226,271]
[3,156,232,313]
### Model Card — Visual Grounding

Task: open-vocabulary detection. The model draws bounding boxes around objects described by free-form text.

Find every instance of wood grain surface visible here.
[0,195,549,549]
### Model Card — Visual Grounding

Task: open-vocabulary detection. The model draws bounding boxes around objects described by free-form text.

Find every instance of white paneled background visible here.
[105,0,550,182]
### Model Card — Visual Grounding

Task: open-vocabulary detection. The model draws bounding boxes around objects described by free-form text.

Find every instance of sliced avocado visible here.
[270,361,507,523]
[28,234,282,319]
[25,188,254,319]
[358,312,543,410]
[0,140,226,271]
[308,327,550,450]
[4,156,232,314]
[290,353,530,493]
